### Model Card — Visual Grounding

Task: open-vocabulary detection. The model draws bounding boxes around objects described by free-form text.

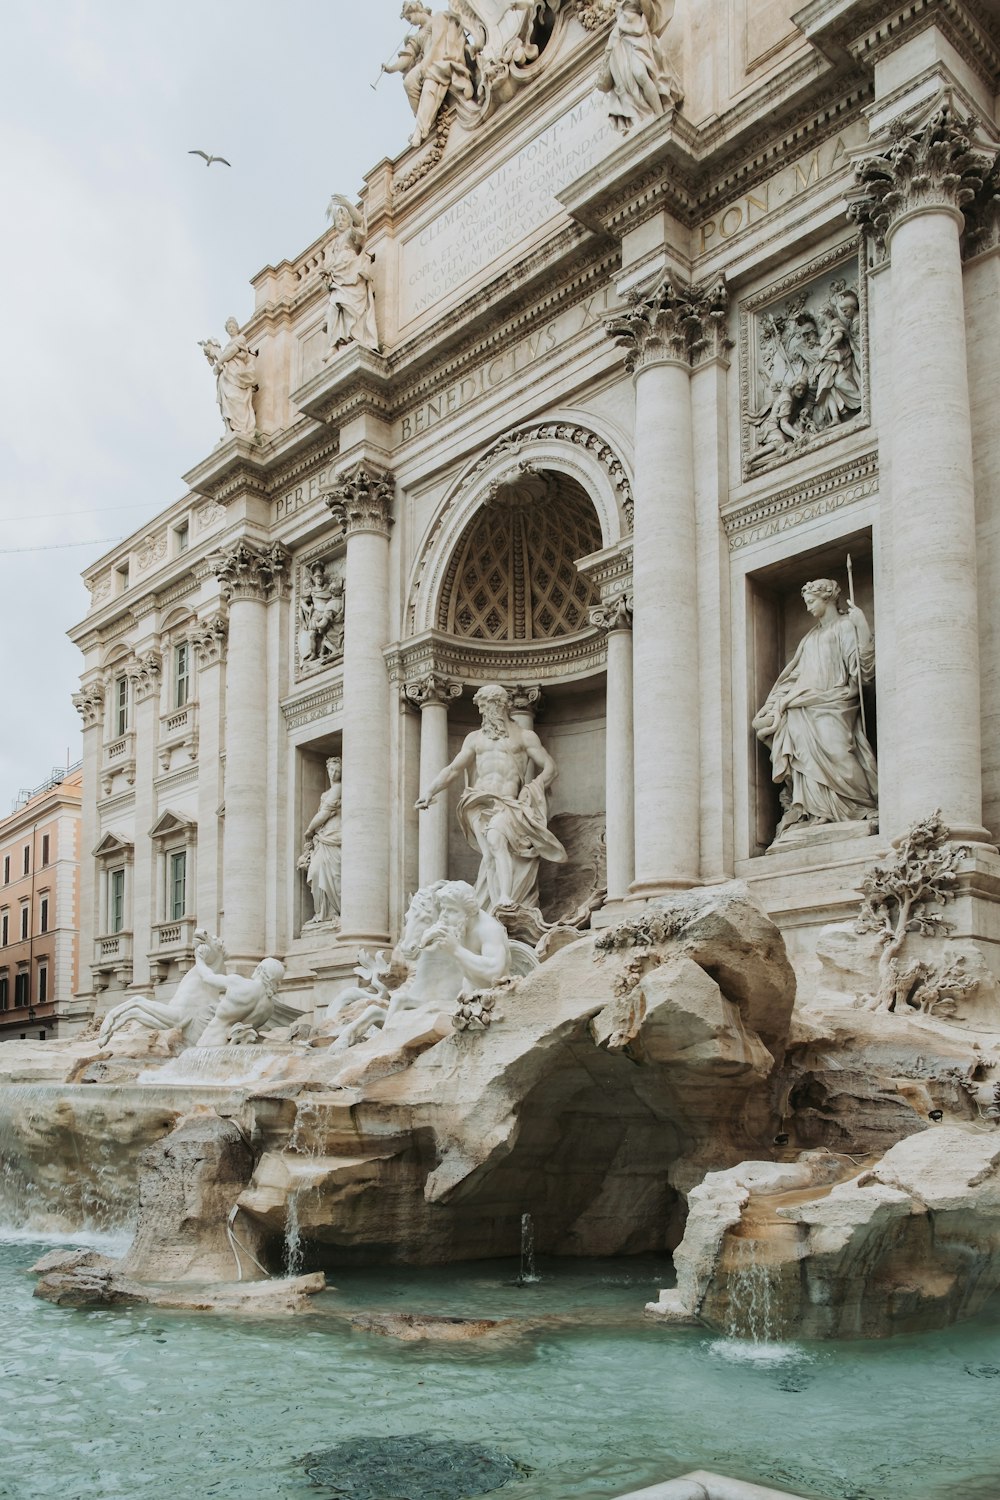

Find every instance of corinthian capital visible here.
[850,105,997,249]
[590,594,633,633]
[402,674,463,711]
[72,682,105,728]
[129,651,162,702]
[324,463,395,536]
[189,612,229,667]
[605,276,730,373]
[212,539,290,602]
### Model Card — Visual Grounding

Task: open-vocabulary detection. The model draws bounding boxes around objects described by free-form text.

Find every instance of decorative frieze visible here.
[135,532,168,573]
[189,613,229,667]
[850,105,997,251]
[212,539,290,602]
[72,683,105,728]
[402,674,463,712]
[723,451,879,554]
[605,275,730,374]
[280,681,344,732]
[324,464,395,537]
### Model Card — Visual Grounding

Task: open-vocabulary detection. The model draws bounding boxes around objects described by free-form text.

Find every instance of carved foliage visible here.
[605,276,731,373]
[325,464,395,537]
[129,651,162,702]
[575,0,616,29]
[212,540,290,602]
[72,683,105,728]
[850,106,996,249]
[189,613,229,668]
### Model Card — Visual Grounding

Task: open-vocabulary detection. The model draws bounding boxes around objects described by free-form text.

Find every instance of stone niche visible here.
[746,529,875,855]
[295,735,342,938]
[443,679,606,922]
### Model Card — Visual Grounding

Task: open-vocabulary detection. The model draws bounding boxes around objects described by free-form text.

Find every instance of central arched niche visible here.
[435,468,608,923]
[438,470,603,641]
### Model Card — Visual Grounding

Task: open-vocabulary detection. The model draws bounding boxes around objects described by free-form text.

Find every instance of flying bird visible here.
[188,150,232,168]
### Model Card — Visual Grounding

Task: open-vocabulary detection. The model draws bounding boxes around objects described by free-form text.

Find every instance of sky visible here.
[0,1,414,810]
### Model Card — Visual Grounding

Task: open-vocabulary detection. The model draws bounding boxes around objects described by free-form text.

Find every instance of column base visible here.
[628,877,703,902]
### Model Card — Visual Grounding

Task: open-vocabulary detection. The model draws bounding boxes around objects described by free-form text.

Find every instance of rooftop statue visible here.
[198,318,259,439]
[753,577,878,845]
[597,0,682,135]
[416,682,566,925]
[383,3,476,147]
[320,197,379,359]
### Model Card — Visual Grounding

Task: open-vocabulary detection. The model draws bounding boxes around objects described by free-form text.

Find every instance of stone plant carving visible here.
[199,318,259,439]
[98,931,229,1048]
[321,197,379,359]
[747,277,862,470]
[596,0,682,135]
[324,880,512,1049]
[383,3,476,148]
[415,682,566,930]
[855,812,975,1017]
[753,577,877,845]
[298,558,345,669]
[298,758,342,927]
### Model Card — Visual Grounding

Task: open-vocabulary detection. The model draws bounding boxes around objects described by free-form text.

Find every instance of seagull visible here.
[188,149,231,168]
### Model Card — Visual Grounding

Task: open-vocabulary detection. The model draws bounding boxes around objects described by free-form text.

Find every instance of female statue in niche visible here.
[298,757,342,925]
[199,318,259,438]
[753,578,878,844]
[321,197,379,360]
[597,0,683,135]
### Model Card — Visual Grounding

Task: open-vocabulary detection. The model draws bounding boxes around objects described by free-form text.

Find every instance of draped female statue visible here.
[298,758,343,926]
[199,318,258,438]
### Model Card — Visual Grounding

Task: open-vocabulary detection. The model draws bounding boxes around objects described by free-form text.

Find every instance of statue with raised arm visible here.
[321,197,379,358]
[193,955,285,1048]
[98,930,228,1049]
[416,683,566,919]
[753,578,878,844]
[199,318,259,438]
[299,561,345,665]
[597,0,683,135]
[298,757,342,926]
[383,2,476,148]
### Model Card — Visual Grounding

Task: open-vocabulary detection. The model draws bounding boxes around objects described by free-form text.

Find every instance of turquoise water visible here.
[3,1234,1000,1500]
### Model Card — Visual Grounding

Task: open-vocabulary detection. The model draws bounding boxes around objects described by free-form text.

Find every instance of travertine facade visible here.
[69,0,1000,1019]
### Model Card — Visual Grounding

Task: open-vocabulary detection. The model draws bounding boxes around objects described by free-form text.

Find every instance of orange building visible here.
[0,765,82,1041]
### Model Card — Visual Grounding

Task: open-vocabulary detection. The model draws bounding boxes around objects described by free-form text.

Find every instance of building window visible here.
[37,964,47,1004]
[1,912,7,947]
[2,856,8,884]
[14,972,28,1007]
[115,674,129,737]
[174,642,190,709]
[22,845,29,876]
[174,521,190,555]
[39,896,49,935]
[116,562,130,594]
[168,851,187,921]
[19,906,28,941]
[0,976,7,1010]
[110,868,126,934]
[41,834,50,866]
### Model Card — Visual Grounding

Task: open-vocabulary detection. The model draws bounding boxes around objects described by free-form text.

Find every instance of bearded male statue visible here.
[416,682,566,921]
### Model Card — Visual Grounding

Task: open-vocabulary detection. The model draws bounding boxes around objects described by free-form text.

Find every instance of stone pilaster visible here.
[127,651,162,988]
[852,107,995,842]
[212,540,289,961]
[72,682,104,1004]
[590,595,634,903]
[404,674,462,888]
[325,464,395,943]
[191,613,229,935]
[605,276,729,893]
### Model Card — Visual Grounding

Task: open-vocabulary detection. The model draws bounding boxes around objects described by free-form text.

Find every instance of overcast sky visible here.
[0,2,414,809]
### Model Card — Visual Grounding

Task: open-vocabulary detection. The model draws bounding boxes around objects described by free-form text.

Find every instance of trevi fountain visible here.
[7,1,1000,1498]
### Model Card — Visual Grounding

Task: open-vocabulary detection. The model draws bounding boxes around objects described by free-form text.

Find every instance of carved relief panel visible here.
[740,246,869,481]
[295,545,346,681]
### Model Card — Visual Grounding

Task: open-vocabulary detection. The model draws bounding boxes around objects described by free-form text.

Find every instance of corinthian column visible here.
[213,539,289,962]
[326,465,395,944]
[852,105,998,842]
[590,595,634,902]
[606,277,728,892]
[403,674,462,887]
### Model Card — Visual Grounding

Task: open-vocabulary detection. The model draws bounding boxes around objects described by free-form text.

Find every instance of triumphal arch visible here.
[69,0,1000,1022]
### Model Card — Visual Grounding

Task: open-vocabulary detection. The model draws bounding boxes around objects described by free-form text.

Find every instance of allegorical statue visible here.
[383,2,476,148]
[298,758,342,926]
[596,0,683,135]
[199,318,259,438]
[299,560,345,665]
[321,196,379,359]
[416,682,566,919]
[753,577,878,844]
[812,285,862,429]
[193,955,286,1047]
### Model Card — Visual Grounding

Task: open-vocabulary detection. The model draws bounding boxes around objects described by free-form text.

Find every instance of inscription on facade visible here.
[274,463,340,523]
[400,94,614,324]
[698,123,867,253]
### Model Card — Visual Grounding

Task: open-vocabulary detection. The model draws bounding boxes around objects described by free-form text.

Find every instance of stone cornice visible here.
[795,0,1000,89]
[605,276,731,373]
[211,539,291,602]
[182,437,269,506]
[324,464,395,538]
[385,628,606,690]
[280,678,344,731]
[722,449,879,552]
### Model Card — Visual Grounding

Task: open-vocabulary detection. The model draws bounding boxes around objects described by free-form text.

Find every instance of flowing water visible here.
[3,1236,1000,1500]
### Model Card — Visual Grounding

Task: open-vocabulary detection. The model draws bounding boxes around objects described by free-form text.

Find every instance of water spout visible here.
[725,1236,777,1343]
[516,1211,540,1285]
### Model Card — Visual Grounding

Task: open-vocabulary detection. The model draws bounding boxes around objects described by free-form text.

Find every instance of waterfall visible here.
[725,1236,779,1343]
[517,1211,540,1285]
[282,1098,321,1278]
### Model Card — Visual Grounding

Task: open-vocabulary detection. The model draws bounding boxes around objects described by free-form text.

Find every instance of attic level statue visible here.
[199,319,259,439]
[416,683,566,922]
[597,0,682,135]
[321,196,379,359]
[753,579,878,845]
[384,2,476,147]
